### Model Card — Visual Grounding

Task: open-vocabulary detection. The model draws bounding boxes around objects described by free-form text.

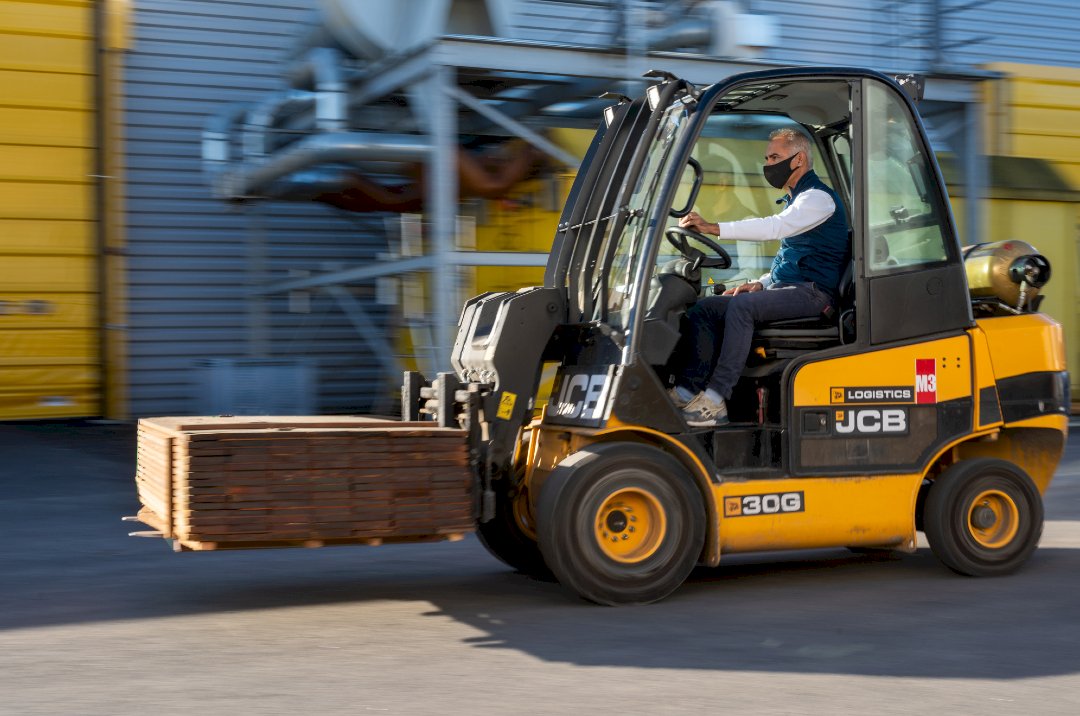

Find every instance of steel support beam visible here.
[426,64,459,367]
[255,251,549,296]
[964,100,985,245]
[433,37,993,102]
[446,85,580,168]
[323,284,402,387]
[256,255,434,295]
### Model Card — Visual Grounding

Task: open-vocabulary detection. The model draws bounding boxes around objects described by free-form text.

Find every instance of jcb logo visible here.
[834,408,908,435]
[550,370,613,423]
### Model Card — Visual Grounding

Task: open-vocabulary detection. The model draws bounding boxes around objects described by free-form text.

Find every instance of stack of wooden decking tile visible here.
[134,416,474,551]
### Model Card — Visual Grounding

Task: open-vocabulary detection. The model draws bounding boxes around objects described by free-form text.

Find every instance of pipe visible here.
[242,89,316,158]
[262,167,362,200]
[202,104,251,174]
[217,131,431,199]
[639,16,713,52]
[287,47,349,132]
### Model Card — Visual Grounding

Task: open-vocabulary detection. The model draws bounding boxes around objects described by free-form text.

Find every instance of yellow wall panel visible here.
[0,255,93,292]
[473,266,545,294]
[0,182,91,220]
[0,107,91,147]
[988,63,1080,84]
[0,390,98,420]
[0,365,96,389]
[0,0,90,38]
[1009,80,1080,111]
[0,145,91,183]
[1010,134,1080,161]
[0,219,92,254]
[0,292,95,328]
[1010,106,1080,139]
[0,33,90,74]
[1053,163,1080,189]
[0,328,96,365]
[0,69,90,110]
[0,360,98,419]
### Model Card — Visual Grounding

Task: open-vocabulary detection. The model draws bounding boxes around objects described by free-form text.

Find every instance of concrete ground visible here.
[2,419,1080,715]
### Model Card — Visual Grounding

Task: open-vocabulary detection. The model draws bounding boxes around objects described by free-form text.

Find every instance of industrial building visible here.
[2,0,1079,419]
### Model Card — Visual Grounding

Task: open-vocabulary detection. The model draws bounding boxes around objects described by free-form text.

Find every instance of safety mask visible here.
[763,152,799,190]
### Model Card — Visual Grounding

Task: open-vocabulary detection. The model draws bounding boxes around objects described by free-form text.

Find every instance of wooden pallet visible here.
[133,416,475,551]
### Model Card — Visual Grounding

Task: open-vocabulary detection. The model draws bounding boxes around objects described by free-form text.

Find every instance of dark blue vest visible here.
[769,171,850,302]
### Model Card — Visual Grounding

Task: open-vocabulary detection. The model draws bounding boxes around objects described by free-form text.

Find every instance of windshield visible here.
[657,111,834,289]
[598,102,694,330]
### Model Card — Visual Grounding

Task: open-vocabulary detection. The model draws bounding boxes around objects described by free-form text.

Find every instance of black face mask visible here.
[763,152,799,190]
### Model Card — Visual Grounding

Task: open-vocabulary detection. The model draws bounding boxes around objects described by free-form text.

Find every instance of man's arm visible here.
[680,188,836,242]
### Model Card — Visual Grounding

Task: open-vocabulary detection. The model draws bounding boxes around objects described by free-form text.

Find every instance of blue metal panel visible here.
[124,0,394,417]
[511,0,618,45]
[512,1,1080,71]
[752,0,1080,71]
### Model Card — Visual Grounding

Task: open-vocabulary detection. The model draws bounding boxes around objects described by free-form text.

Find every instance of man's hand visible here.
[723,281,764,296]
[678,211,719,236]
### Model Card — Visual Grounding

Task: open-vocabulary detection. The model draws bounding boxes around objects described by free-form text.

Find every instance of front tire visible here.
[536,443,706,605]
[476,476,552,580]
[923,458,1044,576]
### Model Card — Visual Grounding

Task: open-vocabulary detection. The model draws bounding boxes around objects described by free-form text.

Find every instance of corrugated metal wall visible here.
[751,0,1080,70]
[124,0,392,417]
[511,1,1080,72]
[0,0,98,419]
[512,0,617,45]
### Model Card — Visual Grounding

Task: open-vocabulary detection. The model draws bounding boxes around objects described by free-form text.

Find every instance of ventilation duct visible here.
[319,0,512,60]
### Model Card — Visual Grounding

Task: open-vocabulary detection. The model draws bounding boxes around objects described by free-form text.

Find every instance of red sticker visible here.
[916,359,937,404]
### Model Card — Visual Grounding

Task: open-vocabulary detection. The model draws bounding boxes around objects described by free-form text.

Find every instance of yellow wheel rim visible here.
[594,488,667,564]
[967,489,1020,549]
[512,489,537,541]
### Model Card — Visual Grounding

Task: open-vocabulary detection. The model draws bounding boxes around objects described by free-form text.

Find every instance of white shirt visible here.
[715,187,836,243]
[714,187,836,288]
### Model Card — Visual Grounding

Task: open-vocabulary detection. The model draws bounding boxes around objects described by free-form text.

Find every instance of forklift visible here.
[408,67,1069,605]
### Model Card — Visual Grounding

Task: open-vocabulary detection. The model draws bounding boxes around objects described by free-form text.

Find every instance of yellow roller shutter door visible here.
[0,0,98,418]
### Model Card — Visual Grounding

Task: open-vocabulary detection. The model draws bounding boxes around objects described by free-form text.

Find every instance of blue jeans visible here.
[673,282,831,400]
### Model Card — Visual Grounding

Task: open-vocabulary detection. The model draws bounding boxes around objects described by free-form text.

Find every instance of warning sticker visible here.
[496,391,517,420]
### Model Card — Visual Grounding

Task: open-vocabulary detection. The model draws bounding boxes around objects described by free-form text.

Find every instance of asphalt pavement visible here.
[2,419,1080,715]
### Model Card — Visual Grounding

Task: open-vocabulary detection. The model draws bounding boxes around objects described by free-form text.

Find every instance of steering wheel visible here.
[665,226,732,270]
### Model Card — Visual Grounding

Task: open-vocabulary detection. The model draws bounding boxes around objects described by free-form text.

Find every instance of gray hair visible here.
[769,128,813,168]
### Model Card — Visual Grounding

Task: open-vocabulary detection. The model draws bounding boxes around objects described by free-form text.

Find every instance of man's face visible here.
[765,139,798,166]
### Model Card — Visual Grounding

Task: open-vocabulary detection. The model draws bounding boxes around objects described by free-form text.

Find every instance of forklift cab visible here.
[545,69,970,443]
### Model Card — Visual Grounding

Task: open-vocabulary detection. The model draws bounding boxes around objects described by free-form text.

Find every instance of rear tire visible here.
[923,458,1043,576]
[536,443,705,605]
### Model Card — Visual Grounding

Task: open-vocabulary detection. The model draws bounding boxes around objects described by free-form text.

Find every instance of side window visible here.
[865,81,949,274]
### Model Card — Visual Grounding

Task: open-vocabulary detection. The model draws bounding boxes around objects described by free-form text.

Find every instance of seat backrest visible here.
[836,259,854,308]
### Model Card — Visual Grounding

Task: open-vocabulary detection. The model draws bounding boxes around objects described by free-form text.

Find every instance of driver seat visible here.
[752,260,855,353]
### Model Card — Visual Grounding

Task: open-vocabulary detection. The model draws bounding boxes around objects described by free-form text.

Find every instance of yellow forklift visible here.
[409,67,1068,604]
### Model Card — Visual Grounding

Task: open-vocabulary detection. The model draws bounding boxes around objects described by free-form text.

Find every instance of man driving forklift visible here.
[670,127,850,426]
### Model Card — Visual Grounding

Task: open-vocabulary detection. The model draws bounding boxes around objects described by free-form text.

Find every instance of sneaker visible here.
[667,386,692,409]
[682,392,729,427]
